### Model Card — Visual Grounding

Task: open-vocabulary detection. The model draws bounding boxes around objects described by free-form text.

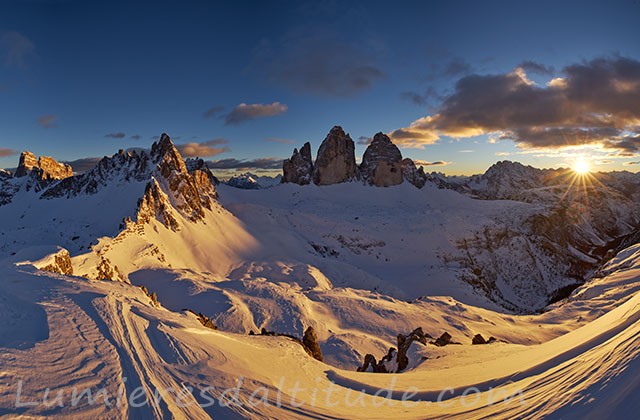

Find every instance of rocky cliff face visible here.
[282,142,313,185]
[312,126,359,185]
[360,132,403,187]
[148,133,217,225]
[185,158,220,186]
[283,126,434,189]
[401,158,427,189]
[15,151,73,180]
[443,161,640,310]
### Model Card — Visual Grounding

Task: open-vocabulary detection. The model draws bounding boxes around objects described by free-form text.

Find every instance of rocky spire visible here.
[141,133,218,228]
[282,142,313,185]
[312,126,358,185]
[15,151,73,180]
[360,132,403,187]
[401,158,427,189]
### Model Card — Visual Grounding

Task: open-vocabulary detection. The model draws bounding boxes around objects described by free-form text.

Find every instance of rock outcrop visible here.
[401,158,427,189]
[185,158,220,186]
[38,248,74,276]
[302,326,324,362]
[432,331,460,347]
[312,126,358,185]
[396,327,429,371]
[471,334,496,345]
[360,132,403,187]
[15,151,73,180]
[282,142,313,185]
[357,327,429,373]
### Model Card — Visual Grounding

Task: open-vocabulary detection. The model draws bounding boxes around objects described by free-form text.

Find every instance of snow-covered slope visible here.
[0,241,639,418]
[1,138,640,418]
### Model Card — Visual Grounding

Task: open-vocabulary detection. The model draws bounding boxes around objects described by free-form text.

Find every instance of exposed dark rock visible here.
[40,249,73,276]
[401,158,427,189]
[357,327,429,373]
[472,334,486,345]
[282,142,313,185]
[185,157,220,187]
[302,326,324,362]
[357,354,388,373]
[396,327,429,371]
[312,126,358,185]
[360,132,403,187]
[432,331,460,347]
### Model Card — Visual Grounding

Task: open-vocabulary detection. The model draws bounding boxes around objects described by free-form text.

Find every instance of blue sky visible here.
[1,0,640,175]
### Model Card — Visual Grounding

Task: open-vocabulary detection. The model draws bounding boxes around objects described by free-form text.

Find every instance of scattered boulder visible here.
[312,126,359,185]
[472,334,496,345]
[401,158,427,189]
[302,326,324,362]
[432,331,460,347]
[360,132,403,187]
[282,142,313,185]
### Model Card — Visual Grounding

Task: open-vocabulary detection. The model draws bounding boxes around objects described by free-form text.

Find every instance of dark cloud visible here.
[357,136,372,145]
[400,87,442,107]
[400,92,427,106]
[105,132,126,139]
[390,56,640,154]
[604,134,640,155]
[224,102,287,125]
[130,134,142,140]
[265,137,295,145]
[518,60,555,75]
[176,138,230,157]
[37,114,57,128]
[443,58,474,77]
[63,157,101,173]
[414,160,449,166]
[251,34,384,96]
[623,161,640,166]
[0,31,35,69]
[0,148,17,157]
[203,105,225,119]
[207,157,283,170]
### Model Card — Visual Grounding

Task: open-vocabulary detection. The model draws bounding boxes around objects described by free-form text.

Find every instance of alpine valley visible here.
[1,129,640,418]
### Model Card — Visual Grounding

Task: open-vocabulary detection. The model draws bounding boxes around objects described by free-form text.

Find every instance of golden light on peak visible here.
[573,158,591,175]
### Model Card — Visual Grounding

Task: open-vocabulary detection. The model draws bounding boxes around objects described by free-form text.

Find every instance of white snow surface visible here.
[0,240,638,418]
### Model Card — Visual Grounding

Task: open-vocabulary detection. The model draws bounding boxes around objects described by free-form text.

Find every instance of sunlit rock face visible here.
[312,126,359,185]
[401,158,427,189]
[15,151,73,180]
[145,133,218,226]
[360,132,403,187]
[282,142,313,185]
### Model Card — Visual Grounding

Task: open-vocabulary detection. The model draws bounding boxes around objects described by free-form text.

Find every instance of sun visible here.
[573,158,591,175]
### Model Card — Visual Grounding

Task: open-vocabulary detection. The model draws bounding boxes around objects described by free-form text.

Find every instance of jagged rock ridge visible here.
[283,126,429,188]
[282,142,313,185]
[15,151,73,180]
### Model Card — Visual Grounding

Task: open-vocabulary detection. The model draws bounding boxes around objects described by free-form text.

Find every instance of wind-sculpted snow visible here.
[1,242,639,418]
